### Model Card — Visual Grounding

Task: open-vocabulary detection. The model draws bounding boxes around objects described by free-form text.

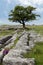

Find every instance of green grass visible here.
[27,25,43,35]
[32,25,43,35]
[0,30,15,38]
[22,42,43,65]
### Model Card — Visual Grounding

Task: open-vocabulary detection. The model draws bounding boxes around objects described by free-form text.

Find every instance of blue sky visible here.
[0,0,43,25]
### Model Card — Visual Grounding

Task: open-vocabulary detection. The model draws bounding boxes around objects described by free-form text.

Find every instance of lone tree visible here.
[9,6,40,28]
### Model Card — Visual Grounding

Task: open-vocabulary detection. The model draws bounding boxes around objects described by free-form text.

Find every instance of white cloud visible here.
[5,0,43,6]
[7,0,11,4]
[6,0,19,4]
[36,8,43,14]
[19,0,43,6]
[19,0,30,5]
[5,0,14,4]
[33,0,42,4]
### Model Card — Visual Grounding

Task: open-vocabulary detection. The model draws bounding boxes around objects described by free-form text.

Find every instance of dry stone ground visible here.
[0,30,43,65]
[3,31,35,65]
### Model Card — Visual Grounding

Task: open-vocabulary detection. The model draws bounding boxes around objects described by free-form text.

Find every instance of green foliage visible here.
[23,42,43,65]
[9,5,40,28]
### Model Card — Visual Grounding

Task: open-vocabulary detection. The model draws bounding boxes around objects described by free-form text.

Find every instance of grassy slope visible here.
[0,30,15,38]
[23,42,43,65]
[28,25,43,35]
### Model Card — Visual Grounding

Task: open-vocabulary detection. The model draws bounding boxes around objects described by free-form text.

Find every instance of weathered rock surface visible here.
[0,33,18,62]
[0,49,4,62]
[4,33,18,48]
[3,57,35,65]
[0,30,41,65]
[0,30,26,63]
[29,30,43,42]
[4,30,25,49]
[0,35,12,44]
[3,31,35,65]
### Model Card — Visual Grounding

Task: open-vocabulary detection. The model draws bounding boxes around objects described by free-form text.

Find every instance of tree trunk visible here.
[23,21,25,29]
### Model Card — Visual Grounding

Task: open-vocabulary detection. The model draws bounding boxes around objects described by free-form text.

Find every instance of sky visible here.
[0,0,43,25]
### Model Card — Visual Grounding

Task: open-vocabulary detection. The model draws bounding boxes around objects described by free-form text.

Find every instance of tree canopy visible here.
[9,5,40,28]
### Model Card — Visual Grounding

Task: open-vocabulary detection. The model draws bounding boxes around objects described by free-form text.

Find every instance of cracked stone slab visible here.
[3,57,35,65]
[3,31,35,65]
